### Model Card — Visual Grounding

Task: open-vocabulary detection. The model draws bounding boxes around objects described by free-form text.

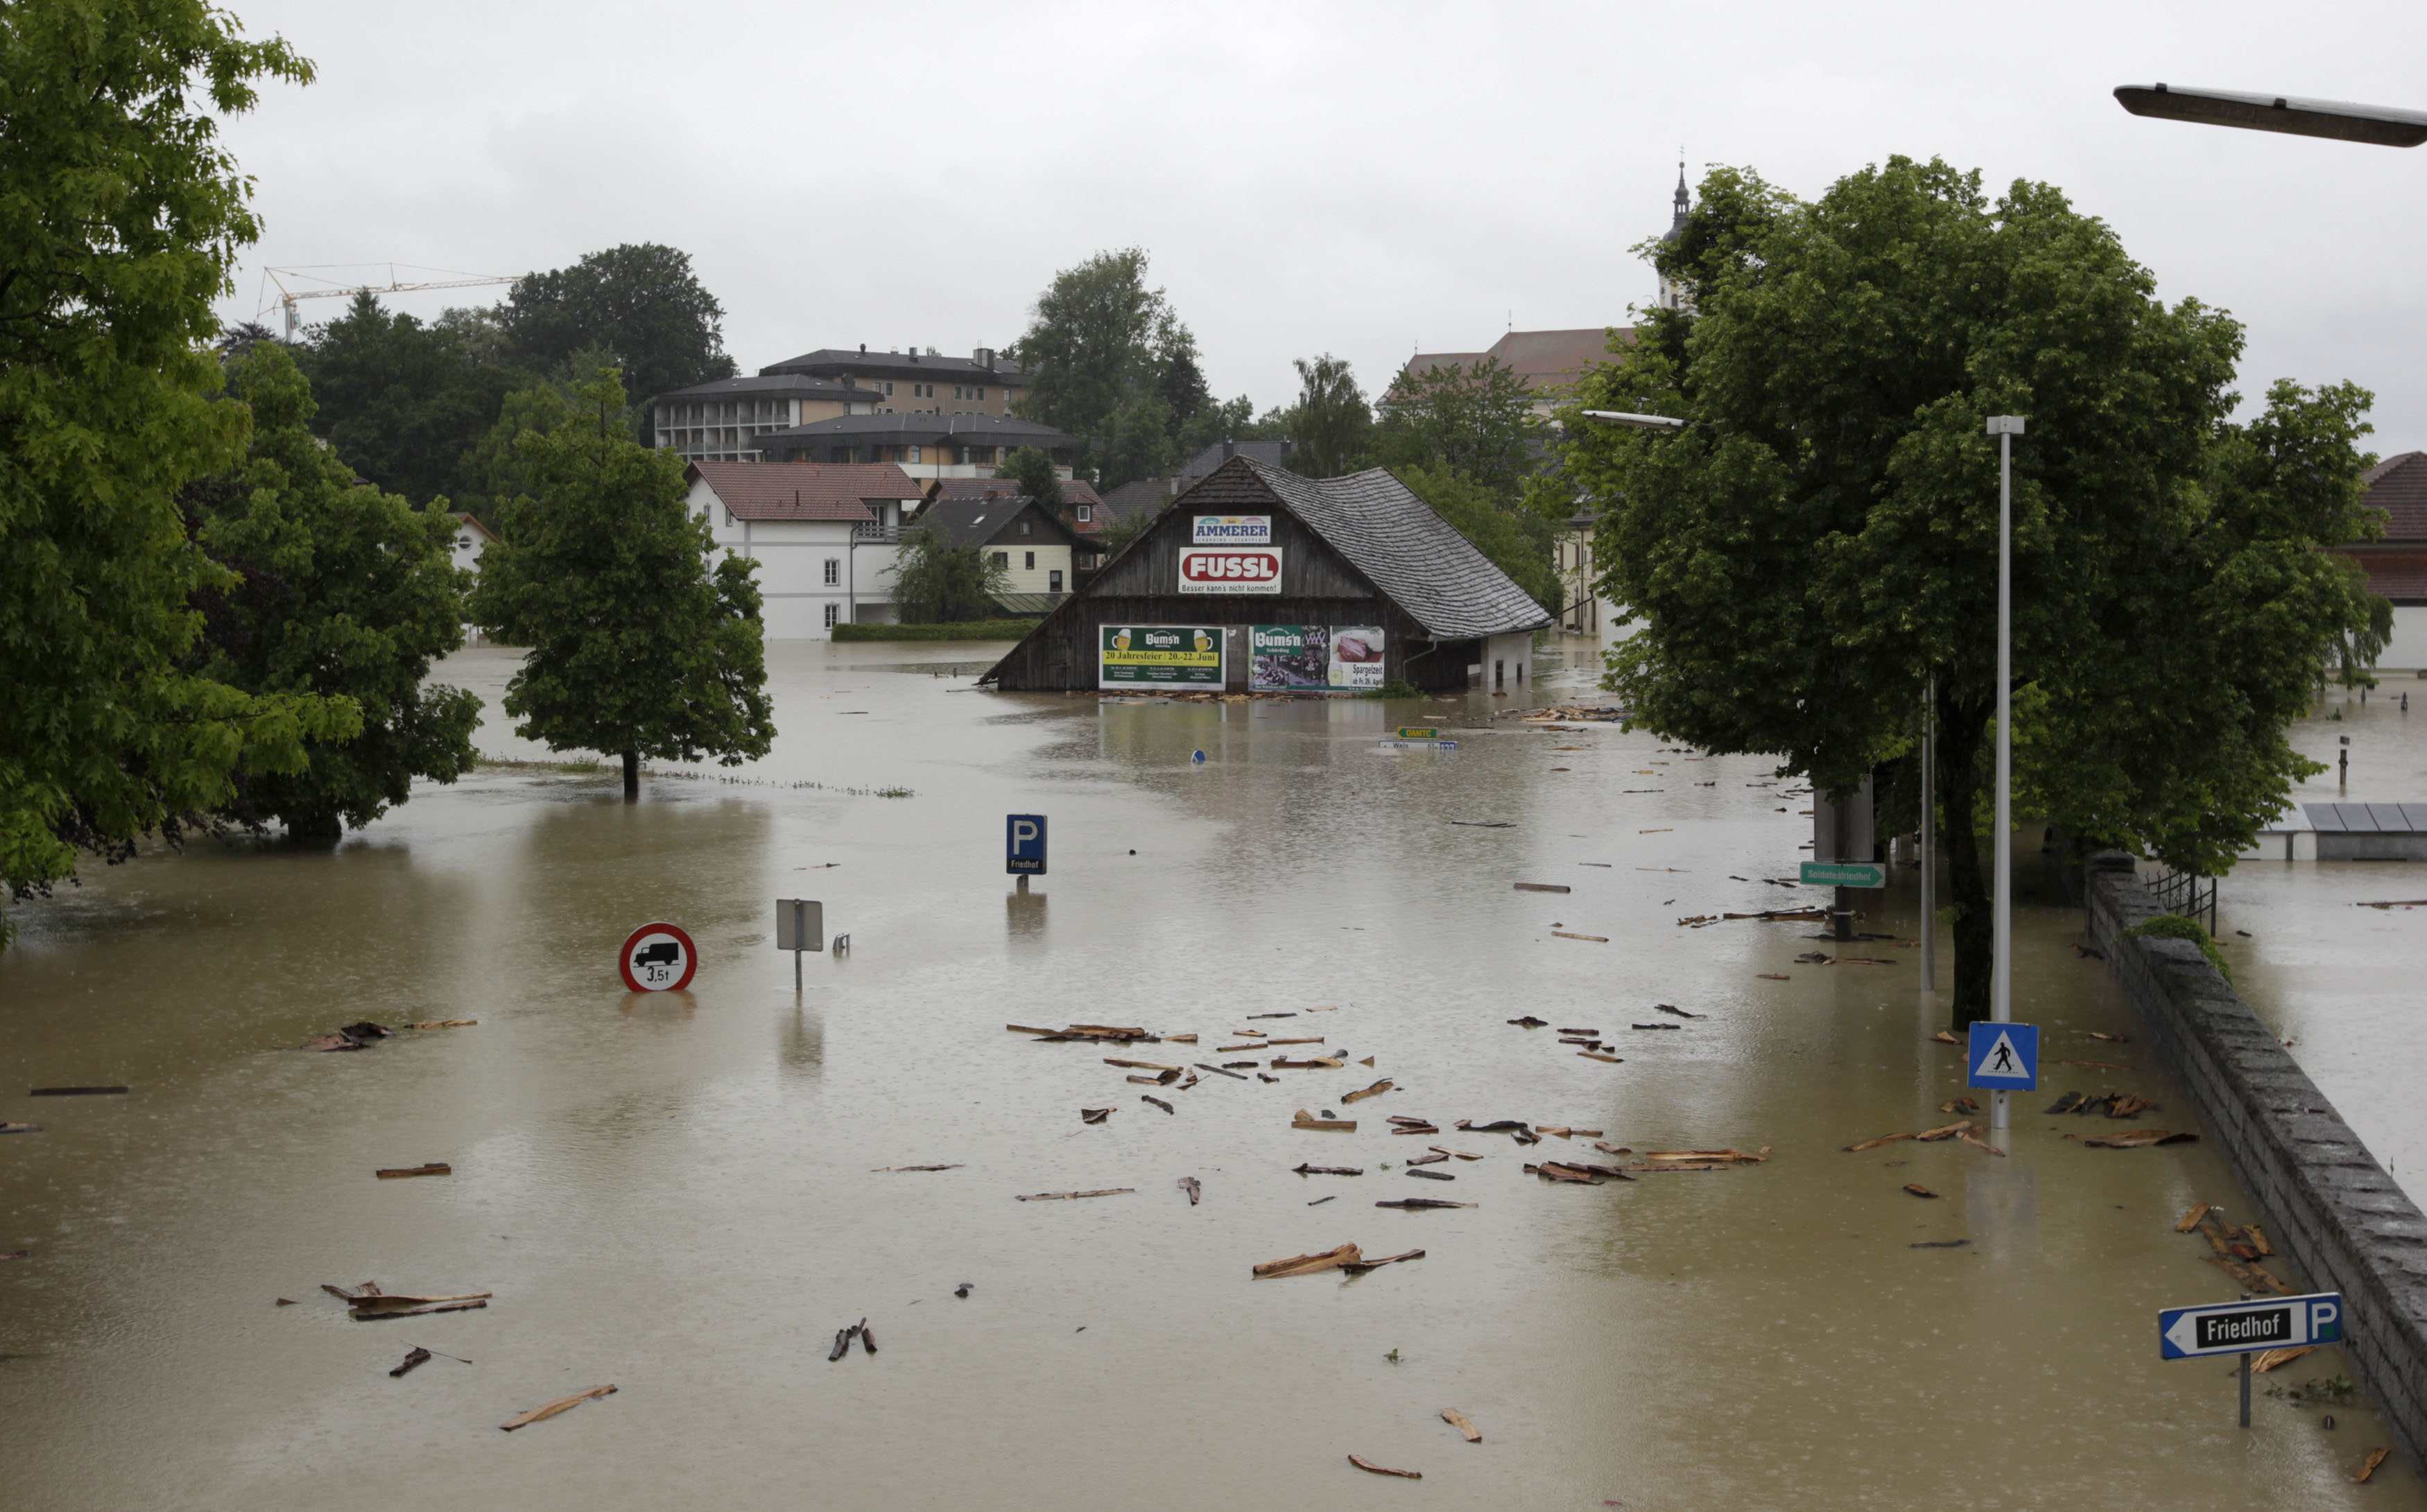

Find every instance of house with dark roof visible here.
[923,476,1111,555]
[753,411,1079,482]
[1396,327,1632,422]
[981,456,1551,693]
[2342,451,2427,669]
[761,345,1027,413]
[683,460,924,637]
[649,374,885,463]
[1100,477,1175,530]
[913,489,1093,606]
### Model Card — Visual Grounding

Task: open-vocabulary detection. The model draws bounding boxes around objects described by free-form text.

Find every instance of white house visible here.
[684,460,924,639]
[448,512,497,577]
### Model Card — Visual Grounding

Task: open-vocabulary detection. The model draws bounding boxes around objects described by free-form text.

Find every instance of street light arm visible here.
[1580,410,1691,431]
[2114,83,2427,148]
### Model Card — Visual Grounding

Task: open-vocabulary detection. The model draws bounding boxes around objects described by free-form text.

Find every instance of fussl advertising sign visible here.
[1177,548,1283,594]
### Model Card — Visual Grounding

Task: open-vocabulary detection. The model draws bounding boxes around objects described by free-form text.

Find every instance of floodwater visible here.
[1,638,2417,1510]
[2223,683,2427,1204]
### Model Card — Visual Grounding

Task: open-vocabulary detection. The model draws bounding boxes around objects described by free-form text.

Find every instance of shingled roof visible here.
[1241,460,1551,639]
[2362,451,2427,541]
[685,460,919,522]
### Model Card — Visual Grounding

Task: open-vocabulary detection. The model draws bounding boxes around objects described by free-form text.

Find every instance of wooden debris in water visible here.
[1308,1195,1336,1206]
[1756,973,1790,981]
[1913,1120,1973,1142]
[1844,1131,1915,1154]
[1508,1016,1548,1028]
[407,1020,478,1030]
[1166,1034,1198,1044]
[1577,1050,1623,1063]
[1141,1095,1175,1115]
[1194,1063,1249,1081]
[872,1164,962,1172]
[1903,1184,1939,1199]
[1514,882,1572,894]
[1103,1058,1178,1072]
[501,1383,616,1431]
[375,1163,451,1179]
[1254,1243,1362,1280]
[1406,1168,1457,1181]
[1536,1127,1603,1139]
[1431,1146,1485,1161]
[388,1347,433,1378]
[2356,1448,2390,1484]
[1376,1198,1476,1210]
[2252,1345,2317,1374]
[2072,1129,2197,1149]
[1246,1012,1299,1020]
[1956,1133,2007,1157]
[1177,1176,1201,1206]
[2356,899,2427,910]
[1293,1109,1357,1132]
[1440,1408,1482,1443]
[28,1086,128,1096]
[1910,1239,1971,1249]
[1273,1056,1346,1070]
[1080,1107,1112,1125]
[1407,1152,1449,1167]
[0,1122,44,1136]
[1014,1188,1134,1201]
[1553,931,1610,943]
[1939,1097,1980,1115]
[1342,1079,1394,1104]
[1644,1147,1768,1165]
[1528,1162,1600,1184]
[1342,1249,1425,1273]
[1930,1030,1960,1045]
[2173,1203,2213,1233]
[1293,1163,1363,1176]
[1348,1454,1422,1480]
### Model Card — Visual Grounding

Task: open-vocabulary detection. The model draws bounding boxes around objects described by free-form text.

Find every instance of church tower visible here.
[1657,160,1693,313]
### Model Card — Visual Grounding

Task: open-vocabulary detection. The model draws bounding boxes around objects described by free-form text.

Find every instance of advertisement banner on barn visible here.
[1192,514,1272,545]
[1100,625,1223,689]
[1177,547,1283,595]
[1250,625,1385,693]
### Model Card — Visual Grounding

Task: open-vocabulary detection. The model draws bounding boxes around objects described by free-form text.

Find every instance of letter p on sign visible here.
[1006,814,1047,876]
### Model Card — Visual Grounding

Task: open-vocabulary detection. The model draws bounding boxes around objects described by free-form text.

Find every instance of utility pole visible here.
[1986,415,2027,1138]
[1921,677,1935,991]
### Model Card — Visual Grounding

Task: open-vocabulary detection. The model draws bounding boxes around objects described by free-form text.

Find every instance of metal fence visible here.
[2143,864,2219,935]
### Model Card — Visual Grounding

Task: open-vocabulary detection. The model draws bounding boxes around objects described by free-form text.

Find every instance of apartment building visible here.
[651,375,883,462]
[759,345,1026,416]
[756,412,1079,481]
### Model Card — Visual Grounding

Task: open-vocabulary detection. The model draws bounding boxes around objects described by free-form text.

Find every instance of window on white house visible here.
[824,558,840,586]
[976,387,985,401]
[1024,550,1035,569]
[1019,520,1030,535]
[1076,504,1091,522]
[883,381,895,394]
[824,602,839,628]
[991,550,1009,570]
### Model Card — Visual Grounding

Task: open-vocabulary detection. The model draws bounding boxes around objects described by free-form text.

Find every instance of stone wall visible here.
[2087,853,2427,1457]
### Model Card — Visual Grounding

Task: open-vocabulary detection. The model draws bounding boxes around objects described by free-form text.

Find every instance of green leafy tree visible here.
[1098,508,1158,557]
[1010,248,1209,489]
[1,1,357,944]
[887,522,1011,623]
[501,243,737,411]
[469,371,775,800]
[187,345,482,837]
[1564,157,2389,1026]
[1175,394,1259,463]
[1395,464,1558,614]
[295,290,520,507]
[1286,355,1372,477]
[997,446,1064,512]
[1376,356,1541,492]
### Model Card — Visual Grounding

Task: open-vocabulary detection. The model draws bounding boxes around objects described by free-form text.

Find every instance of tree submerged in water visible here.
[888,523,1010,625]
[1565,157,2389,1027]
[470,371,775,799]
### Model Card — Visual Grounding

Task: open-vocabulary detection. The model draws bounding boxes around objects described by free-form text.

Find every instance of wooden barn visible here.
[980,457,1551,694]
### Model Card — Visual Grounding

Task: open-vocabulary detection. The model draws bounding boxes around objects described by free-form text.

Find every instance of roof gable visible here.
[915,494,1089,551]
[2362,451,2427,542]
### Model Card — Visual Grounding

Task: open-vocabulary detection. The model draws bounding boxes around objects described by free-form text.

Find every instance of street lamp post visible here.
[2113,84,2427,148]
[1985,415,2026,1139]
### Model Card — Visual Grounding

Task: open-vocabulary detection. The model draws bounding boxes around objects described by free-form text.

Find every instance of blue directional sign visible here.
[1006,814,1047,876]
[1967,1021,2039,1091]
[2161,1292,2342,1360]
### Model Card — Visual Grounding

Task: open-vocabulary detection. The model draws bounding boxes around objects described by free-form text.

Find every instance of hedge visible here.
[830,620,1037,643]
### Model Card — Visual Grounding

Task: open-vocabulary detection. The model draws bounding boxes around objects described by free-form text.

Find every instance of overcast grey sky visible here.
[214,0,2427,445]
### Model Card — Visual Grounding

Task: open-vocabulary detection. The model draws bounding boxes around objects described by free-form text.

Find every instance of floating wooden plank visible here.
[1194,1063,1250,1081]
[1537,1127,1603,1139]
[1293,1109,1357,1132]
[1440,1408,1482,1443]
[28,1086,128,1097]
[1577,1050,1624,1063]
[1166,1034,1198,1044]
[2252,1345,2318,1375]
[1553,932,1610,943]
[1178,1176,1201,1206]
[407,1020,478,1030]
[1956,1133,2007,1157]
[1342,1249,1426,1273]
[871,1164,962,1172]
[1844,1132,1914,1153]
[1528,1162,1599,1184]
[1430,1147,1485,1161]
[1273,1057,1346,1070]
[1014,1188,1134,1201]
[2075,1129,2197,1149]
[2248,1224,2274,1257]
[1756,973,1790,981]
[1652,1004,1705,1019]
[1080,1107,1112,1125]
[1407,1152,1449,1167]
[1620,1162,1731,1174]
[1292,1164,1363,1176]
[1141,1095,1175,1115]
[1246,1012,1299,1019]
[1930,1030,1960,1045]
[375,1163,451,1179]
[1390,1123,1441,1136]
[1903,1184,1939,1199]
[2356,1448,2390,1484]
[352,1298,490,1321]
[1348,1454,1422,1479]
[1514,883,1572,894]
[1103,1058,1179,1072]
[1125,1071,1180,1086]
[500,1384,616,1432]
[0,1123,43,1136]
[1406,1168,1456,1181]
[1939,1097,1980,1115]
[1341,1079,1394,1104]
[1254,1243,1362,1280]
[1914,1120,1973,1142]
[2173,1202,2213,1233]
[388,1347,433,1378]
[1376,1198,1476,1210]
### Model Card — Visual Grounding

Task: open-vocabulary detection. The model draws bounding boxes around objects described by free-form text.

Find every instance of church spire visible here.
[1672,157,1689,227]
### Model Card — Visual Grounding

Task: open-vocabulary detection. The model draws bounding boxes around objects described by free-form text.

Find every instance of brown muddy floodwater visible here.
[2,638,2418,1510]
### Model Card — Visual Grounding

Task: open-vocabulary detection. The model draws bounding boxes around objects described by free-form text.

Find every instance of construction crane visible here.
[258,263,522,338]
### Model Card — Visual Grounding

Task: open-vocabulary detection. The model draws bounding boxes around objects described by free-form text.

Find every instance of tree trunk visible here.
[1936,691,1992,1029]
[621,749,639,802]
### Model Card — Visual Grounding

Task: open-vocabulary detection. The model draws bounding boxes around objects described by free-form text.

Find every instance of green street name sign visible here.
[1801,861,1888,889]
[1395,726,1440,740]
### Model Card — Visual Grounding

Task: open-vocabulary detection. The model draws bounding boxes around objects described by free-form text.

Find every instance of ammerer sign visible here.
[1099,625,1223,689]
[1192,514,1272,545]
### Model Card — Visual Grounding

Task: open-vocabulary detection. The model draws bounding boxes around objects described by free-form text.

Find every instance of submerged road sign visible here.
[1007,814,1047,875]
[619,921,698,993]
[2160,1293,2342,1360]
[1799,860,1888,888]
[1968,1022,2039,1091]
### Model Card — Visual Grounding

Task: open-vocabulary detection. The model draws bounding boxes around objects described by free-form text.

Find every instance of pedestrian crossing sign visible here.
[1967,1022,2039,1091]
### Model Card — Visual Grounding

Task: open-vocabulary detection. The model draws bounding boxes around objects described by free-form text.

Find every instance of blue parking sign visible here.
[1006,814,1047,876]
[1967,1021,2039,1091]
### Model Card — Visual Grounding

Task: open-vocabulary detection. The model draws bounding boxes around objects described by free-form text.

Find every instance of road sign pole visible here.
[1987,417,2026,1140]
[2240,1349,2252,1428]
[793,900,805,993]
[1921,676,1935,993]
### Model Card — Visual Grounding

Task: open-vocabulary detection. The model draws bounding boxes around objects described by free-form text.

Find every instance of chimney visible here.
[1221,440,1234,462]
[974,347,995,370]
[858,342,865,353]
